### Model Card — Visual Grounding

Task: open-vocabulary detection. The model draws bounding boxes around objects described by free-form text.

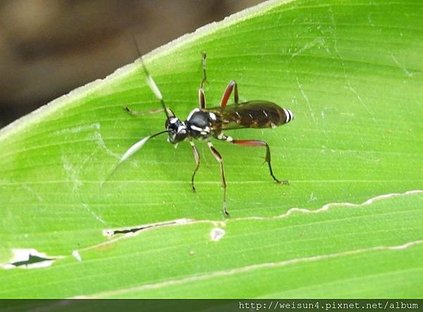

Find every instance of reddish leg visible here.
[198,52,207,109]
[190,141,201,192]
[220,80,239,109]
[207,142,229,217]
[198,89,206,109]
[231,139,287,184]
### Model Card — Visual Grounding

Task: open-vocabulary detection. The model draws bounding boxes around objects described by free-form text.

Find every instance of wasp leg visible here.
[220,80,239,109]
[198,52,207,109]
[207,142,229,217]
[198,89,206,110]
[190,141,201,192]
[231,139,287,185]
[124,106,164,116]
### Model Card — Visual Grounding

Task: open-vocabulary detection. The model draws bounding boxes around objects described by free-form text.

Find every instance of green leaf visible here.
[0,0,422,298]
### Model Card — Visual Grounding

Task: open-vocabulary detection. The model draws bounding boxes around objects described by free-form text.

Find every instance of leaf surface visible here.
[0,0,422,298]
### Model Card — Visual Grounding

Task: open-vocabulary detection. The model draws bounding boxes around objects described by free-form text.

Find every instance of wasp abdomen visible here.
[223,101,293,129]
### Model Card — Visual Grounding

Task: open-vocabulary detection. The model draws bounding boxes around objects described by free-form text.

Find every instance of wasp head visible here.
[165,116,188,144]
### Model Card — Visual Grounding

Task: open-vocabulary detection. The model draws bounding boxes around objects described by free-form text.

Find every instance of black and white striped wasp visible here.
[119,53,294,216]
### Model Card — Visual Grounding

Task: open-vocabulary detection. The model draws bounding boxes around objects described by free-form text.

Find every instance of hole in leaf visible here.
[2,249,58,269]
[103,218,193,237]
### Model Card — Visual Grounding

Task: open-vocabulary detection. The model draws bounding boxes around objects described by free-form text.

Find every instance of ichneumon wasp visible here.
[118,53,294,216]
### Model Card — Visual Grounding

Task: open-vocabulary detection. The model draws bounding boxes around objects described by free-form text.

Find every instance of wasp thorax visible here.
[166,117,188,144]
[185,109,213,139]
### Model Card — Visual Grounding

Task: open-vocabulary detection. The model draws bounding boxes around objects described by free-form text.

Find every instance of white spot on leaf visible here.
[210,228,225,241]
[72,250,82,262]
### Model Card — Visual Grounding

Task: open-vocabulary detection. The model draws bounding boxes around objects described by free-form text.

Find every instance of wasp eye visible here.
[166,117,179,130]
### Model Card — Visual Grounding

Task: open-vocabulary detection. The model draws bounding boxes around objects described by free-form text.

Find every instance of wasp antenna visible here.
[119,130,169,165]
[143,64,163,101]
[102,136,151,185]
[200,51,207,90]
[131,34,143,60]
[140,57,171,119]
[131,35,171,119]
[119,135,151,164]
[102,130,169,187]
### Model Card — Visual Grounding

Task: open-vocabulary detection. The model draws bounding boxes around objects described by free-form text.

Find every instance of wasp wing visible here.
[209,101,292,130]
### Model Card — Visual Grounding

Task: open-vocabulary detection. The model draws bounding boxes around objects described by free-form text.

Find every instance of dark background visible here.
[0,0,264,127]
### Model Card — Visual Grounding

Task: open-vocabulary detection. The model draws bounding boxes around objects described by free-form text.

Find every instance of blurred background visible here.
[0,0,265,127]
